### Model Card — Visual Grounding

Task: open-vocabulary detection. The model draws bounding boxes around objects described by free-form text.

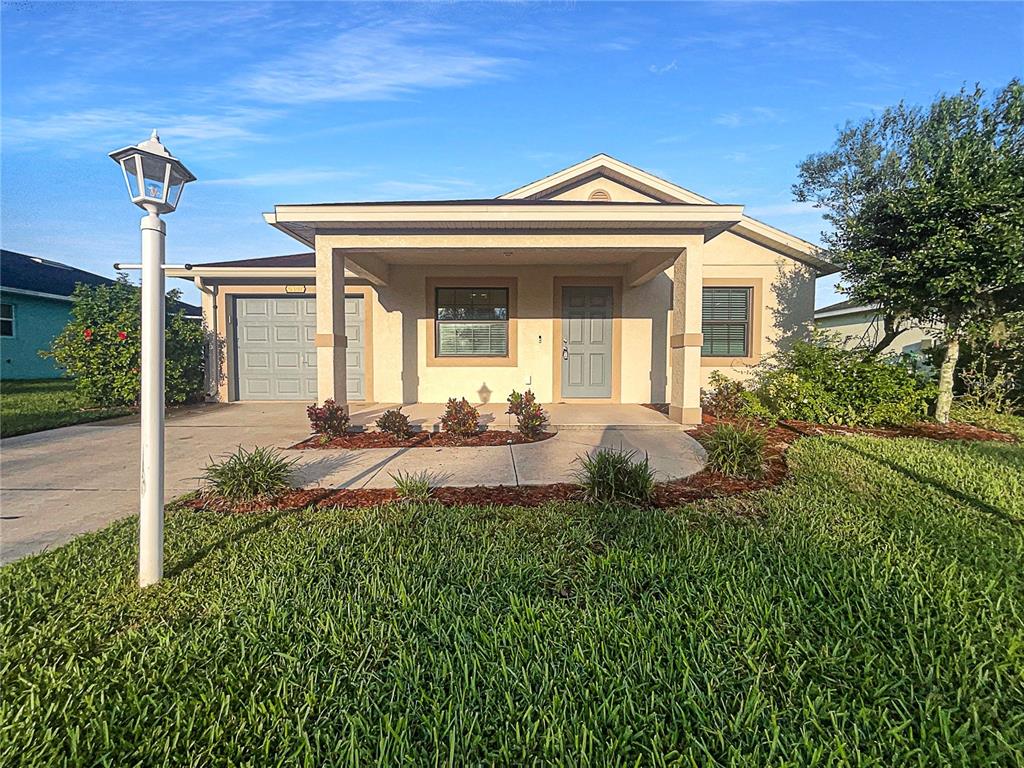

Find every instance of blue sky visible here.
[2,1,1021,306]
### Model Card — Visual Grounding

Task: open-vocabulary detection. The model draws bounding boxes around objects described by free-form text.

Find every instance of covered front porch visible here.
[265,200,745,425]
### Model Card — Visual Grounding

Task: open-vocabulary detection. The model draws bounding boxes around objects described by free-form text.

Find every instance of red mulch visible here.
[291,430,555,450]
[182,410,1016,515]
[774,418,1017,443]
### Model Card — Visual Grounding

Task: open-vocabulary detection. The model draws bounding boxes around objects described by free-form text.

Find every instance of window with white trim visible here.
[435,288,509,357]
[0,303,13,338]
[701,287,751,357]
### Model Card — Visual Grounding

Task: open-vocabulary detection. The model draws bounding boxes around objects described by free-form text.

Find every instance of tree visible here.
[49,276,206,406]
[794,80,1024,422]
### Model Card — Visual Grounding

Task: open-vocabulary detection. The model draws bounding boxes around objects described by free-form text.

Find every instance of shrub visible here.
[390,470,432,502]
[573,447,655,506]
[307,399,350,439]
[376,408,411,438]
[506,389,547,438]
[48,276,205,406]
[700,371,748,419]
[441,397,479,436]
[740,340,935,427]
[201,445,296,502]
[702,423,767,479]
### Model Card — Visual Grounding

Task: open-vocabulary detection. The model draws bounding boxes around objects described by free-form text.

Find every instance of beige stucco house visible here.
[171,155,834,424]
[815,300,941,354]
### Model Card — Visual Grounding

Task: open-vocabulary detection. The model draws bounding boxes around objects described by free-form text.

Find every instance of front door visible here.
[561,286,613,398]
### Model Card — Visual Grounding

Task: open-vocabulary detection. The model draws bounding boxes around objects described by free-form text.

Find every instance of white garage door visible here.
[234,296,365,401]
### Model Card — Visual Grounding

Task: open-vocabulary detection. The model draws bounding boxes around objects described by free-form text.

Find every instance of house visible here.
[170,155,835,423]
[815,299,941,355]
[0,249,200,380]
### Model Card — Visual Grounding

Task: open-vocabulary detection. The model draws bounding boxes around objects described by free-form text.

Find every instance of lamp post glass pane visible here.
[120,155,143,199]
[167,166,188,208]
[140,154,170,204]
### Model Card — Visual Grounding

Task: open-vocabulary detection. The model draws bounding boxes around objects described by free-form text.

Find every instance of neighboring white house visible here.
[814,299,941,354]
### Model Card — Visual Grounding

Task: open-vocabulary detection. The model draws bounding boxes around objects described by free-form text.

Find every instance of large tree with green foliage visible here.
[49,276,206,406]
[794,80,1024,422]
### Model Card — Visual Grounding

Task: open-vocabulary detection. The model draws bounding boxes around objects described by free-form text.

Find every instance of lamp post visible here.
[109,131,195,587]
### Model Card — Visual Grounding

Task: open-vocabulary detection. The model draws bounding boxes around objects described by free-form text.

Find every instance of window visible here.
[588,189,611,201]
[0,303,12,338]
[701,287,751,357]
[435,287,509,357]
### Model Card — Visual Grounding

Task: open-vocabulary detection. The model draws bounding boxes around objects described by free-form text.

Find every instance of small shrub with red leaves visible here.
[507,389,547,439]
[307,399,350,439]
[441,398,480,436]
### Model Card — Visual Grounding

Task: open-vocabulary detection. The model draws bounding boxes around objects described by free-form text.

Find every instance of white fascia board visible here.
[814,304,878,319]
[164,266,316,279]
[270,202,743,226]
[0,286,75,302]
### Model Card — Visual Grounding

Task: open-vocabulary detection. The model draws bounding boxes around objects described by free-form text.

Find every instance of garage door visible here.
[234,296,365,401]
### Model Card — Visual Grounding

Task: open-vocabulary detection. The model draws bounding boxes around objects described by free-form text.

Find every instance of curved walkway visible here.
[0,403,705,564]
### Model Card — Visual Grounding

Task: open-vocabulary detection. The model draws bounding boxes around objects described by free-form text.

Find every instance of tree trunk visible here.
[865,314,907,358]
[935,337,960,424]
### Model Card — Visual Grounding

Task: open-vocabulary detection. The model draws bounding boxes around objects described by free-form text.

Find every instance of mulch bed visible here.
[291,430,555,450]
[182,411,1017,515]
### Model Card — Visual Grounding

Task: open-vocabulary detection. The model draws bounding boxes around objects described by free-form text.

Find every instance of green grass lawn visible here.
[0,379,132,437]
[2,436,1023,765]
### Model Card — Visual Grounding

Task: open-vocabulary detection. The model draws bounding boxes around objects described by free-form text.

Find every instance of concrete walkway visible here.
[1,402,705,564]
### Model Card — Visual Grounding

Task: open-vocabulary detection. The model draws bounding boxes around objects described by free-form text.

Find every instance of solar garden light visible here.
[109,130,196,587]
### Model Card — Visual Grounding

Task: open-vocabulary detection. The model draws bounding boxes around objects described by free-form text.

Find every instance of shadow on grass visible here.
[832,441,1023,527]
[166,509,292,579]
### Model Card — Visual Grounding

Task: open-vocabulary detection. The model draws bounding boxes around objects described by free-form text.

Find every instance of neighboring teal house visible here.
[0,250,118,380]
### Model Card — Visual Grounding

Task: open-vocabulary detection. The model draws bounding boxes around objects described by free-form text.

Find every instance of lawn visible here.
[0,379,132,437]
[1,436,1022,765]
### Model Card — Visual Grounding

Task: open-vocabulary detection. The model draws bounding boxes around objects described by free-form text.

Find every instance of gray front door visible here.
[561,286,613,398]
[234,295,365,401]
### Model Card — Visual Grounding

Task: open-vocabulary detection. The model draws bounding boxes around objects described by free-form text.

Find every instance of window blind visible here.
[436,288,509,357]
[701,287,751,357]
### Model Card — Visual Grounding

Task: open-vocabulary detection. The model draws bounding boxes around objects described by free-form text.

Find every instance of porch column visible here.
[314,237,347,407]
[669,235,704,424]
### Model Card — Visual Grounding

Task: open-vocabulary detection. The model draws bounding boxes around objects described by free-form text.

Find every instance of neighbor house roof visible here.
[1,249,200,316]
[1,249,116,299]
[814,299,879,318]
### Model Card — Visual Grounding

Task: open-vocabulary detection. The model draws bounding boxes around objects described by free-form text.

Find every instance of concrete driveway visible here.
[1,403,705,565]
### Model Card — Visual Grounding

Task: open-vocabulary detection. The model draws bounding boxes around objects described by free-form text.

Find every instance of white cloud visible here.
[235,21,514,105]
[205,169,364,187]
[2,107,274,155]
[648,60,678,75]
[713,106,783,128]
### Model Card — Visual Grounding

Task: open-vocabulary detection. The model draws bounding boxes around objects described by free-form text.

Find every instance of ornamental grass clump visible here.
[376,408,412,439]
[390,470,432,503]
[201,445,296,502]
[703,422,767,479]
[506,389,547,438]
[441,398,479,436]
[307,399,350,440]
[573,447,655,506]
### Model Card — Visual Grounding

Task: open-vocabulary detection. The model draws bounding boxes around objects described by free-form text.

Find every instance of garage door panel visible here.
[235,295,365,402]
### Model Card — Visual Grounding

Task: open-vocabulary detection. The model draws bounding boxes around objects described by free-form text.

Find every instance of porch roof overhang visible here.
[262,201,745,287]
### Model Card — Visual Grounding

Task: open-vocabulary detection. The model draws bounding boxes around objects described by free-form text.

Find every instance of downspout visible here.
[194,277,220,402]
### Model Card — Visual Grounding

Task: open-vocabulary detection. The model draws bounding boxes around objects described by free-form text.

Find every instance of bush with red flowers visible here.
[48,276,205,406]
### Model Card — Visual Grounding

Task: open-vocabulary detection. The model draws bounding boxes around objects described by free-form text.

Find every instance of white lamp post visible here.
[109,130,195,587]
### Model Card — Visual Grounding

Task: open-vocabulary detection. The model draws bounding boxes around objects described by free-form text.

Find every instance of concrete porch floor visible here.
[348,401,682,432]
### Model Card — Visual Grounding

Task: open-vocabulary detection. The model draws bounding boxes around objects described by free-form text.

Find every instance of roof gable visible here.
[500,154,714,204]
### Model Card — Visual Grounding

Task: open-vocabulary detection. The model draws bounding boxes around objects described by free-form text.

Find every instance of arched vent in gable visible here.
[588,188,611,201]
